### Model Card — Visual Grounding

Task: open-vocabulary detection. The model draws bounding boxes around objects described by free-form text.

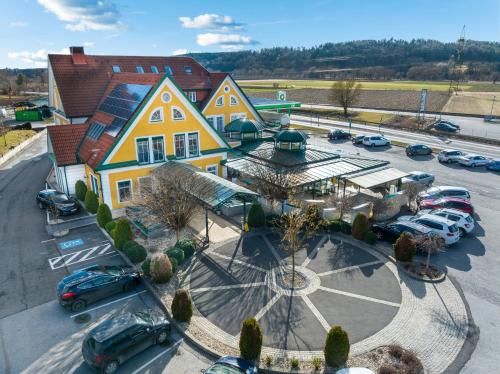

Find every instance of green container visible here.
[15,109,42,121]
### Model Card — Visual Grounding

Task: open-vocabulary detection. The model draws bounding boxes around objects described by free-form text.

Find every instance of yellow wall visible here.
[84,164,103,203]
[53,111,69,125]
[202,79,257,125]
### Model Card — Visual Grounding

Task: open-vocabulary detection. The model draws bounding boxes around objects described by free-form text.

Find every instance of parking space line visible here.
[70,290,148,318]
[302,295,330,332]
[190,282,267,293]
[317,286,401,308]
[131,339,183,374]
[48,242,113,270]
[205,251,268,273]
[316,260,384,277]
[301,235,328,268]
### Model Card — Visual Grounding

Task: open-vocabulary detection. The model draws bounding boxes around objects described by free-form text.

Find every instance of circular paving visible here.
[188,233,403,351]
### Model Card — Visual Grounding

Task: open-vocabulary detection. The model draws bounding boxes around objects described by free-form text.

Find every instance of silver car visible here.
[457,154,490,168]
[438,149,465,163]
[401,171,435,187]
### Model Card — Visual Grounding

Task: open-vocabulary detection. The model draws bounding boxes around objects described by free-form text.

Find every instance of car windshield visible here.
[52,193,70,203]
[426,187,439,194]
[465,215,473,223]
[134,312,152,325]
[205,363,245,374]
[448,224,458,233]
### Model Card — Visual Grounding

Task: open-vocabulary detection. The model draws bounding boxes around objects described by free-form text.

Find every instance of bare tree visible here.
[414,234,445,273]
[404,183,420,213]
[331,79,362,117]
[371,198,391,221]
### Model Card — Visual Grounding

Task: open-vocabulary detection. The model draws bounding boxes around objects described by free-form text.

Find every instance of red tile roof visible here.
[200,72,229,109]
[49,52,212,118]
[78,73,162,169]
[47,123,89,166]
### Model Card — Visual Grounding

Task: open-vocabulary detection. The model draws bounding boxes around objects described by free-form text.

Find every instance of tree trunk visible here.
[292,251,295,287]
[343,105,348,118]
[425,248,431,274]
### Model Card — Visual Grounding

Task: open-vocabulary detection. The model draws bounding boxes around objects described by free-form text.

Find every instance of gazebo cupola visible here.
[274,129,307,151]
[225,118,265,141]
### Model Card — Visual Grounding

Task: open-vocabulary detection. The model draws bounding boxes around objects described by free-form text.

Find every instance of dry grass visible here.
[0,130,36,156]
[442,91,500,115]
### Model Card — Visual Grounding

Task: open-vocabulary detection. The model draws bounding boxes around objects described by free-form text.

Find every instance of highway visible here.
[292,113,500,159]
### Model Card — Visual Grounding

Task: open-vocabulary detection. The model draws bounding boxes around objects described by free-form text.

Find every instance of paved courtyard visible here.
[181,232,471,373]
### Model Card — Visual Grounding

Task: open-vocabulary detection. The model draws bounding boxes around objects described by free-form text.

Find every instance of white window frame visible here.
[188,91,197,103]
[223,85,230,93]
[116,179,133,203]
[164,66,173,75]
[173,131,200,159]
[206,164,218,175]
[207,115,225,133]
[230,112,247,122]
[161,91,172,103]
[136,66,144,73]
[215,95,224,107]
[230,95,238,106]
[90,174,99,197]
[172,106,186,121]
[149,107,163,123]
[112,65,121,73]
[135,137,151,164]
[135,135,165,164]
[151,65,159,74]
[151,136,166,162]
[188,132,200,158]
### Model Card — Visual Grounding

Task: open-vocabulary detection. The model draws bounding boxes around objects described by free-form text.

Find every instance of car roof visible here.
[464,154,480,157]
[409,171,426,175]
[434,186,469,192]
[396,221,433,233]
[416,214,455,225]
[89,313,140,343]
[431,208,469,217]
[216,356,256,370]
[441,149,461,153]
[435,196,471,203]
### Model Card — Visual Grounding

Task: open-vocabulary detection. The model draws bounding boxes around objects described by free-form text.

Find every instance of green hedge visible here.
[170,257,178,273]
[96,203,112,228]
[105,220,116,235]
[171,288,193,322]
[75,180,87,201]
[239,317,263,360]
[324,325,350,367]
[327,220,342,232]
[123,240,147,264]
[141,257,151,276]
[247,203,266,228]
[175,239,196,258]
[363,231,377,245]
[114,218,133,250]
[84,190,99,214]
[340,221,352,235]
[165,246,184,266]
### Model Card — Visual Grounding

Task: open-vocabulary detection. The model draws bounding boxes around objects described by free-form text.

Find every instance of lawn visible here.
[0,130,36,156]
[238,79,500,92]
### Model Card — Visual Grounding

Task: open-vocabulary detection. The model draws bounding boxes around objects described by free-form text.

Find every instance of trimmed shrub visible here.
[312,356,322,371]
[141,257,151,276]
[340,221,352,235]
[150,253,173,283]
[290,357,299,369]
[176,239,196,258]
[327,220,342,233]
[363,231,377,245]
[114,218,133,250]
[123,241,147,264]
[247,203,266,228]
[84,190,99,214]
[123,240,138,252]
[75,180,87,201]
[324,325,350,367]
[170,257,178,273]
[171,288,193,322]
[110,228,116,240]
[165,246,185,266]
[239,317,263,361]
[351,213,369,240]
[394,232,416,262]
[105,220,116,235]
[96,203,112,228]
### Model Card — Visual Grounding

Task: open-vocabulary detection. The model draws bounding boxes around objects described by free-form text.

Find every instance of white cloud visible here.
[37,0,126,31]
[7,48,69,68]
[196,33,258,50]
[83,41,94,47]
[172,49,188,56]
[179,14,243,31]
[9,21,28,28]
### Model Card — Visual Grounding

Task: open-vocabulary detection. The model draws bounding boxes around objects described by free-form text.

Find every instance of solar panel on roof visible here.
[105,118,127,137]
[98,83,151,121]
[87,122,106,141]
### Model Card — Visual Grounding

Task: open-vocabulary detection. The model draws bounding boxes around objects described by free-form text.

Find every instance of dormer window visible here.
[112,65,121,73]
[136,66,144,73]
[184,66,192,74]
[188,91,197,103]
[172,106,186,121]
[149,107,163,123]
[230,95,238,106]
[151,66,159,74]
[215,96,224,107]
[164,66,173,75]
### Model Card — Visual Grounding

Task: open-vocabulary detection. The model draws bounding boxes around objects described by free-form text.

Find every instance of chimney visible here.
[70,46,87,65]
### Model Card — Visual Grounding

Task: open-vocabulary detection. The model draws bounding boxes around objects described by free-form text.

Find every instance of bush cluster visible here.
[123,240,147,263]
[324,325,350,367]
[340,221,352,235]
[96,203,112,228]
[363,231,377,245]
[247,203,266,228]
[105,220,116,235]
[394,232,416,262]
[141,257,151,276]
[351,213,369,240]
[84,190,99,214]
[75,180,87,201]
[265,214,280,227]
[165,247,184,267]
[239,317,263,361]
[150,253,173,283]
[171,288,193,322]
[114,218,133,250]
[327,220,342,232]
[176,239,196,258]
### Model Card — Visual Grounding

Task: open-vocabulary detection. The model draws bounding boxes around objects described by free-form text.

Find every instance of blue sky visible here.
[1,0,499,68]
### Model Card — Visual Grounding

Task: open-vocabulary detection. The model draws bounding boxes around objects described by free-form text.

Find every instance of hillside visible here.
[189,39,500,81]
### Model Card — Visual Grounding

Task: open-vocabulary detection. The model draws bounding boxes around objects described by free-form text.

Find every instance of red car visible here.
[419,197,474,215]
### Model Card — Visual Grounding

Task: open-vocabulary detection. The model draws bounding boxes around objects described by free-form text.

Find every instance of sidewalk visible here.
[188,210,242,244]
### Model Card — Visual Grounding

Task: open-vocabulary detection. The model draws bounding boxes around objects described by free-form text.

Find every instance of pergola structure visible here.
[249,96,301,115]
[154,162,258,243]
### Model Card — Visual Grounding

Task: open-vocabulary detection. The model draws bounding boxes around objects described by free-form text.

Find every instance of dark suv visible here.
[57,265,141,312]
[36,189,80,215]
[82,311,171,374]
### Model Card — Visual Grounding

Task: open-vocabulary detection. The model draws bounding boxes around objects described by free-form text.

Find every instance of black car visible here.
[406,144,432,156]
[440,120,461,130]
[82,311,171,374]
[371,221,432,242]
[433,122,458,133]
[205,356,258,374]
[36,189,80,215]
[351,134,365,144]
[328,129,351,140]
[57,265,141,312]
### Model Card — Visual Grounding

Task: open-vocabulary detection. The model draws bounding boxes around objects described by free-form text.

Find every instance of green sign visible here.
[277,90,286,101]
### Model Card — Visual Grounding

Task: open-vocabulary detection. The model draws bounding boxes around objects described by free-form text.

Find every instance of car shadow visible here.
[363,145,392,152]
[438,162,490,173]
[407,154,435,161]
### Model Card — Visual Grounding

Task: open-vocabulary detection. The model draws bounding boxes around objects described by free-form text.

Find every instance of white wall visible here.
[56,164,85,195]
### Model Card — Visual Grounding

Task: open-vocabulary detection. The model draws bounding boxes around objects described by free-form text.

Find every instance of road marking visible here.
[317,286,400,308]
[40,238,55,243]
[205,251,268,273]
[70,290,148,318]
[190,282,266,293]
[316,260,384,277]
[48,242,113,270]
[131,339,183,374]
[254,293,282,321]
[58,238,84,250]
[302,295,330,332]
[262,234,286,264]
[301,235,328,268]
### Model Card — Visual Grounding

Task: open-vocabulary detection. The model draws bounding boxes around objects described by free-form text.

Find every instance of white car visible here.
[363,135,390,147]
[458,154,490,168]
[438,149,465,163]
[398,214,460,245]
[417,186,471,202]
[420,208,474,236]
[401,171,435,187]
[336,369,375,374]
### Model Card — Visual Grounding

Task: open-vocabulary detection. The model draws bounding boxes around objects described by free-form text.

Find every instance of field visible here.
[238,79,500,92]
[0,130,36,156]
[443,92,500,116]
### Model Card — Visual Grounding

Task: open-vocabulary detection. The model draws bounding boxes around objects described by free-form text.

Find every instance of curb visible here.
[0,129,46,167]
